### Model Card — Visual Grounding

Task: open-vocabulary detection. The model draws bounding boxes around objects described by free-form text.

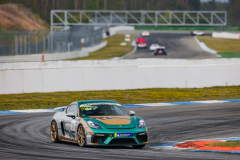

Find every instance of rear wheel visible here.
[132,145,145,149]
[51,120,59,143]
[77,125,86,147]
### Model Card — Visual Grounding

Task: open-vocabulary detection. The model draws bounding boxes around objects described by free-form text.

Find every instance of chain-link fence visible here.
[0,26,106,56]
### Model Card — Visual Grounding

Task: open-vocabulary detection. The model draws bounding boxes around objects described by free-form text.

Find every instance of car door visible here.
[64,103,78,139]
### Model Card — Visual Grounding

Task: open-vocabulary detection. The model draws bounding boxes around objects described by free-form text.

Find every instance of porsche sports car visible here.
[50,100,148,148]
[141,31,150,37]
[191,30,205,36]
[149,44,160,52]
[154,46,167,55]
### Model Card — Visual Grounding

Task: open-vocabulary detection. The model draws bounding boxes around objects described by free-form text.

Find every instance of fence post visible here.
[9,30,14,56]
[36,30,41,54]
[15,35,18,55]
[44,31,49,53]
[29,31,34,54]
[20,32,23,55]
[3,30,8,55]
[24,30,29,55]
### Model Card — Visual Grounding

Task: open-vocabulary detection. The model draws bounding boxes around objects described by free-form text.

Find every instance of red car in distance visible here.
[136,38,146,43]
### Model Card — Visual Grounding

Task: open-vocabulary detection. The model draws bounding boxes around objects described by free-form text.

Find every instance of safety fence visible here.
[0,26,105,56]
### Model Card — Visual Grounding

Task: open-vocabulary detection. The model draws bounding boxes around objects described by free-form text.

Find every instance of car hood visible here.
[84,116,136,129]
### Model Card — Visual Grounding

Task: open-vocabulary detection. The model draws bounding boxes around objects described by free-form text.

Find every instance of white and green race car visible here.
[50,100,148,148]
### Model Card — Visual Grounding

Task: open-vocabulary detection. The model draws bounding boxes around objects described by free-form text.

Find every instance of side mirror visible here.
[66,112,75,119]
[129,111,135,116]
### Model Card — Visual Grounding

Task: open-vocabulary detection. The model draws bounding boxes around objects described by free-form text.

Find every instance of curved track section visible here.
[1,102,240,159]
[123,32,217,59]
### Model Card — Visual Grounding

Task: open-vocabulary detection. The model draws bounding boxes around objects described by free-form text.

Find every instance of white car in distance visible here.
[191,30,205,36]
[142,31,150,37]
[149,44,160,51]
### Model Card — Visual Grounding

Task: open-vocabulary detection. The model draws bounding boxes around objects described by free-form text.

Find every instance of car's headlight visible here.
[87,121,102,129]
[138,119,145,128]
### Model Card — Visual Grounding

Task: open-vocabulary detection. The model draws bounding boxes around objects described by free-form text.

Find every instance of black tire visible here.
[77,125,86,147]
[132,145,145,149]
[50,120,59,143]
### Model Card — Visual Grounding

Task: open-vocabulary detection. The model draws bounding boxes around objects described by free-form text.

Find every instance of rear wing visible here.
[54,106,67,112]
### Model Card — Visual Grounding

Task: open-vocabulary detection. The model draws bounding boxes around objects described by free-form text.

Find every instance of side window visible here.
[67,104,78,117]
[72,104,78,117]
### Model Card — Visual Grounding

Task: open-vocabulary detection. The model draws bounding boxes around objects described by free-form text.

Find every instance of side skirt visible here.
[58,135,78,144]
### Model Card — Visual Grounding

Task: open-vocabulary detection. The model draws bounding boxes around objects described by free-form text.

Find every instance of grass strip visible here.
[1,86,240,111]
[217,52,240,58]
[68,34,135,60]
[206,141,240,147]
[197,36,240,53]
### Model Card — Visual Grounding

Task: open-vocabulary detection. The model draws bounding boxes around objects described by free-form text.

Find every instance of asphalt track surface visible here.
[1,102,240,159]
[122,31,218,59]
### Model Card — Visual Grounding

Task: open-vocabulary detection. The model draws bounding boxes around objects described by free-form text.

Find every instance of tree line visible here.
[0,0,239,26]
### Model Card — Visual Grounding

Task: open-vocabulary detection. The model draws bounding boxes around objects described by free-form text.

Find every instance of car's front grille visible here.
[93,136,108,143]
[136,135,147,142]
[109,138,136,145]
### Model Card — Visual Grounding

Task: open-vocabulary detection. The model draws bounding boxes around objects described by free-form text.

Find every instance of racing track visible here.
[1,102,240,159]
[122,31,218,59]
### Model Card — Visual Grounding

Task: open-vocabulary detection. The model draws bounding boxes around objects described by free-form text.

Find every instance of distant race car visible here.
[191,30,205,36]
[136,37,146,43]
[154,46,167,55]
[50,100,148,148]
[141,31,150,37]
[149,44,160,52]
[137,42,147,48]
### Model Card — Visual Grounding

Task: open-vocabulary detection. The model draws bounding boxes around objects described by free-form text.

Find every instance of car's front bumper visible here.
[85,128,148,146]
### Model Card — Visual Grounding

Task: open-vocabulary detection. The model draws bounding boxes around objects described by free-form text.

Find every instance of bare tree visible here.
[45,0,49,14]
[186,0,189,10]
[123,0,126,10]
[83,0,86,10]
[74,0,79,10]
[176,0,180,10]
[96,0,99,9]
[52,0,56,9]
[104,0,107,10]
[34,0,37,10]
[147,0,149,10]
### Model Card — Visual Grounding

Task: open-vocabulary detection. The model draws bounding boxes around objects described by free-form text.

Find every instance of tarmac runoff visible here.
[1,99,240,114]
[1,98,240,155]
[148,138,240,154]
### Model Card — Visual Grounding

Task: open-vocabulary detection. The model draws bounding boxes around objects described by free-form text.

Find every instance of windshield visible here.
[79,104,128,117]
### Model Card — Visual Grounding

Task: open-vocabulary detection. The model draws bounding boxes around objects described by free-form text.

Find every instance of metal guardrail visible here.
[51,10,227,31]
[0,26,105,56]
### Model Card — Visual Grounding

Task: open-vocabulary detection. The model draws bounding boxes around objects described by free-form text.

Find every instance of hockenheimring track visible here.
[1,102,240,159]
[1,32,239,160]
[121,31,217,59]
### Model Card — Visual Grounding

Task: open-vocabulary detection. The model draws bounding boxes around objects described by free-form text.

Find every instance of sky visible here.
[200,0,229,2]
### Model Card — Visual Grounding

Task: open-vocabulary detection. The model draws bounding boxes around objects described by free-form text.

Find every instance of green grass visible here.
[68,34,136,60]
[135,26,240,31]
[197,36,240,55]
[218,53,240,58]
[206,141,240,147]
[1,86,240,111]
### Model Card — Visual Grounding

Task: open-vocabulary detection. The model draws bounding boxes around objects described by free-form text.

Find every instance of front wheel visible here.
[77,125,86,147]
[51,120,59,143]
[132,145,145,149]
